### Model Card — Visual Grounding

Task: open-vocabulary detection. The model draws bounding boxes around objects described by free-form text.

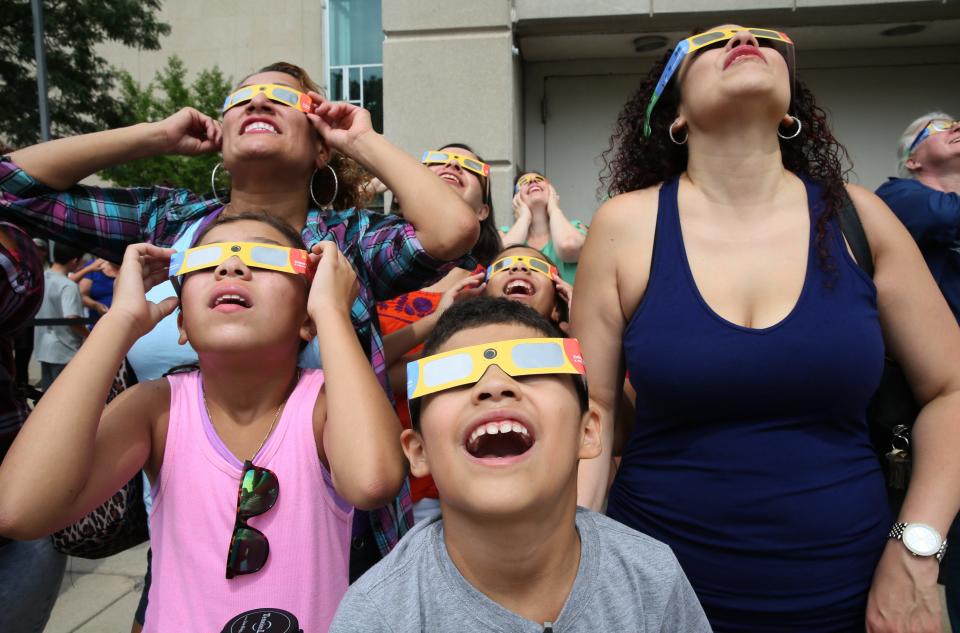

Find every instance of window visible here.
[327,0,383,133]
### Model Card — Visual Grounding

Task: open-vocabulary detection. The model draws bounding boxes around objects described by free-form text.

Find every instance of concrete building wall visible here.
[382,0,517,225]
[99,0,325,90]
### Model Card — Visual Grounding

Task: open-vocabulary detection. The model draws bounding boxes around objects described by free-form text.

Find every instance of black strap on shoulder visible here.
[836,189,875,279]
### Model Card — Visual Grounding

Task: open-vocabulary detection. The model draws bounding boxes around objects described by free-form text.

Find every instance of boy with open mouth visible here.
[329,297,710,632]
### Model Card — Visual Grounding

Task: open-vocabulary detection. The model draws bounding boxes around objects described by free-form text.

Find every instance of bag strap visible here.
[836,188,875,279]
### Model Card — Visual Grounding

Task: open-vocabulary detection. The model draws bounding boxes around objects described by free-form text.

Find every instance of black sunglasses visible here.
[226,460,279,579]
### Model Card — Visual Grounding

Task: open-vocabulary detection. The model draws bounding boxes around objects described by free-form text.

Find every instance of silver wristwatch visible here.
[888,522,948,562]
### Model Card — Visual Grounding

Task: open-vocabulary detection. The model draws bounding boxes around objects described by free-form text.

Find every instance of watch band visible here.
[888,522,948,563]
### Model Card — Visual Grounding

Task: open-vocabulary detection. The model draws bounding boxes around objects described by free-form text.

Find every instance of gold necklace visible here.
[202,383,288,463]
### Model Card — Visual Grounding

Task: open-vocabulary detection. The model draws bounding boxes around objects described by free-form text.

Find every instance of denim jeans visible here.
[0,537,66,632]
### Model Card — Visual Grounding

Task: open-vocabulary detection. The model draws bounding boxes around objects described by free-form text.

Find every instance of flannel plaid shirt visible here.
[0,155,470,553]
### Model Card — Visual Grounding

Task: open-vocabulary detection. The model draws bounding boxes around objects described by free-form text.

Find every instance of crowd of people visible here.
[0,23,957,633]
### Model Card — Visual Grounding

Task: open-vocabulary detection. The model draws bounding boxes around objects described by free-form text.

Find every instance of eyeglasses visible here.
[906,119,959,157]
[643,27,795,137]
[515,173,546,193]
[407,337,585,401]
[222,83,314,114]
[226,460,279,579]
[169,242,313,280]
[421,150,491,179]
[487,255,557,281]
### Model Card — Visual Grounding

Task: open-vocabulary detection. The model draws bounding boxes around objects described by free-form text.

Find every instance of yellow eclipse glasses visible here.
[644,27,795,137]
[421,150,491,179]
[222,84,314,114]
[515,173,546,193]
[906,119,959,157]
[407,337,585,401]
[169,242,313,280]
[487,255,557,281]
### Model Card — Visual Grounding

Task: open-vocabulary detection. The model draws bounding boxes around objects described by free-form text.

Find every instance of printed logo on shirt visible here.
[220,608,302,633]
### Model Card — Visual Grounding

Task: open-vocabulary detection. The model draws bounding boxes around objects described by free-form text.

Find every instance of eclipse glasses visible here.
[643,28,795,137]
[222,83,314,114]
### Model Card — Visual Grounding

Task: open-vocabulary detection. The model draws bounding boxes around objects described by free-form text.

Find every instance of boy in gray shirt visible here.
[330,298,710,633]
[34,243,88,390]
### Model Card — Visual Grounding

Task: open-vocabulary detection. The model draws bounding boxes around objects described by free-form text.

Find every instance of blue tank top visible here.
[607,177,891,632]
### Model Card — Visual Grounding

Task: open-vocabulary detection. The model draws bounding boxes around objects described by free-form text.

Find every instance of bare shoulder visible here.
[591,186,660,235]
[105,377,170,417]
[844,183,914,254]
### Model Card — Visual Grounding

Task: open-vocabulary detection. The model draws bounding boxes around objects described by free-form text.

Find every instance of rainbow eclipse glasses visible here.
[515,173,546,194]
[486,255,558,282]
[906,119,959,157]
[169,242,313,282]
[407,337,585,401]
[643,27,795,137]
[222,84,313,114]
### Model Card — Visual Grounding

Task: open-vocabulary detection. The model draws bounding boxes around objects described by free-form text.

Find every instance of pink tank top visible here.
[145,369,353,632]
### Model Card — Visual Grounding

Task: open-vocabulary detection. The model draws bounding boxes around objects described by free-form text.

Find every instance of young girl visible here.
[483,244,572,331]
[0,212,406,632]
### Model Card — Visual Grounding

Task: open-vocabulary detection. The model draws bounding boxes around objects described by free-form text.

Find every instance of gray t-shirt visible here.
[329,508,711,633]
[34,270,84,364]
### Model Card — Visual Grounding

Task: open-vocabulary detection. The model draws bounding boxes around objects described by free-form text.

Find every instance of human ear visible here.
[477,203,490,222]
[401,428,432,478]
[905,157,922,173]
[578,406,602,460]
[300,314,317,343]
[177,311,189,346]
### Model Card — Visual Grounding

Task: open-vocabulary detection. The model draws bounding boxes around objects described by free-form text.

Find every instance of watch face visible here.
[902,524,942,557]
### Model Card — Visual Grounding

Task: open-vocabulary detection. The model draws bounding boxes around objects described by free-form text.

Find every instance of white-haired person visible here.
[875,112,960,629]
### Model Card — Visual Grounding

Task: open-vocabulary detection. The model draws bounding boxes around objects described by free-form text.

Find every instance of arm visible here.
[546,184,587,262]
[61,283,89,339]
[571,197,631,510]
[382,272,485,367]
[10,109,221,190]
[0,244,178,538]
[849,185,960,633]
[1,110,221,259]
[309,242,406,510]
[77,276,108,316]
[68,259,100,283]
[307,99,479,260]
[500,193,533,247]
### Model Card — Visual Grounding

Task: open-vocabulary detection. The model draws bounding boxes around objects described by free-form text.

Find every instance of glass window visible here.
[329,68,343,101]
[362,66,383,134]
[329,0,383,67]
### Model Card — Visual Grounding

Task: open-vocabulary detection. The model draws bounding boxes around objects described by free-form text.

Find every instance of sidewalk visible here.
[44,543,148,633]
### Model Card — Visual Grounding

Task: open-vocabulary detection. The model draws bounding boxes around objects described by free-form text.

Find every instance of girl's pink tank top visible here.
[144,369,353,632]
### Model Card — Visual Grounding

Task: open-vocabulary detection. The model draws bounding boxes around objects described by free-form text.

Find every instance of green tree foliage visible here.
[104,56,232,192]
[0,0,170,147]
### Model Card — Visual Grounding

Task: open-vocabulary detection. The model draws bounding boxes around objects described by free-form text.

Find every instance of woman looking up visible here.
[501,171,586,284]
[573,26,960,632]
[0,61,479,584]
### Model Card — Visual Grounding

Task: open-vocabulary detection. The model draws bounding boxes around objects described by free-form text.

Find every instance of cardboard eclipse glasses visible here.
[406,337,586,401]
[486,255,558,282]
[906,119,959,157]
[169,242,313,281]
[643,27,795,137]
[222,83,313,114]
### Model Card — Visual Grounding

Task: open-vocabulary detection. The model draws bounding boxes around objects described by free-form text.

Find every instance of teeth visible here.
[440,174,460,184]
[244,121,277,134]
[506,280,533,295]
[214,294,247,306]
[484,422,500,435]
[466,420,533,455]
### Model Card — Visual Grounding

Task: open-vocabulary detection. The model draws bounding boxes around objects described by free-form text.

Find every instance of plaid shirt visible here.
[0,155,466,553]
[0,221,44,439]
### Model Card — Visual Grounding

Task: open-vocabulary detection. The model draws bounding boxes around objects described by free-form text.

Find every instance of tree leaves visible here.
[0,0,169,147]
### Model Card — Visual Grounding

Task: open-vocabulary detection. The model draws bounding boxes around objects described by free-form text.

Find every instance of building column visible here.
[382,0,518,226]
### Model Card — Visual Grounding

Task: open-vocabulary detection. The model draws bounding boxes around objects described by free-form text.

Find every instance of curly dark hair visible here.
[600,46,852,267]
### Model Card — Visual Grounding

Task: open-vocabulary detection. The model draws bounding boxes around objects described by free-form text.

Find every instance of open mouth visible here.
[439,172,462,186]
[527,184,544,194]
[464,420,535,459]
[241,120,279,135]
[210,292,253,312]
[724,46,765,69]
[504,279,535,297]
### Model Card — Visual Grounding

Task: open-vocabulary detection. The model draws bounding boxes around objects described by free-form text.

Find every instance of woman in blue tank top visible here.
[572,25,960,632]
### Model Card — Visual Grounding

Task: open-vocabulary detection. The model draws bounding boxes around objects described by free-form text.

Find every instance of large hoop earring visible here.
[668,121,688,145]
[210,162,230,206]
[310,165,339,209]
[778,115,802,140]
